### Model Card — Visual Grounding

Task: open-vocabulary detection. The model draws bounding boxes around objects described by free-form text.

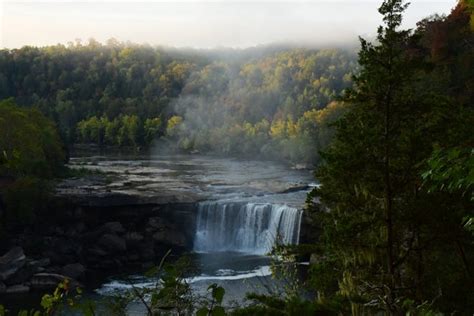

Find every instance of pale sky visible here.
[0,0,457,49]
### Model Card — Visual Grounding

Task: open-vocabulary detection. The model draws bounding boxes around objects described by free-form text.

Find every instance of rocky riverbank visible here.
[0,186,198,297]
[0,154,314,300]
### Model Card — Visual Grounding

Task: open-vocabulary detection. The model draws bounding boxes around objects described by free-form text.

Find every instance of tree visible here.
[0,99,65,178]
[307,0,473,313]
[166,115,183,138]
[0,99,65,230]
[144,117,162,145]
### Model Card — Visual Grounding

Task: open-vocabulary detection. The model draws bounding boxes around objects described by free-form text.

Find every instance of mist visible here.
[152,47,356,164]
[1,0,456,49]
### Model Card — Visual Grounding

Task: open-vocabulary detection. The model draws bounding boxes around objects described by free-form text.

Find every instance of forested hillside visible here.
[0,0,473,314]
[302,1,474,314]
[0,42,206,144]
[0,44,356,164]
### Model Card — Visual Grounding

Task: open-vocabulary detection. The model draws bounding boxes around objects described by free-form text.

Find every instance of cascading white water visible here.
[193,201,302,255]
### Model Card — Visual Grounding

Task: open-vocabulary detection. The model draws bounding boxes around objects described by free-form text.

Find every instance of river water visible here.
[66,153,315,312]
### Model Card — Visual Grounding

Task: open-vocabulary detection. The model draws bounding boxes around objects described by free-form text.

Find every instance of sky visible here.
[0,0,457,49]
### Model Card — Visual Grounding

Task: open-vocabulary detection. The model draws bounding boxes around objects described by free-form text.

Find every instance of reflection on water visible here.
[97,252,281,309]
[64,153,313,203]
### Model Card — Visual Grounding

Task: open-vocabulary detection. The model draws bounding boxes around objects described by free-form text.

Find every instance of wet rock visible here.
[88,246,108,257]
[81,229,104,243]
[124,232,144,247]
[98,234,126,253]
[138,242,155,260]
[75,222,86,233]
[0,247,26,281]
[30,273,80,290]
[292,163,309,170]
[103,222,125,234]
[54,227,65,236]
[32,258,51,268]
[148,217,166,230]
[152,230,186,247]
[5,260,41,285]
[46,253,77,266]
[141,261,154,270]
[6,284,29,294]
[279,185,310,194]
[128,254,140,262]
[61,263,85,280]
[57,238,80,255]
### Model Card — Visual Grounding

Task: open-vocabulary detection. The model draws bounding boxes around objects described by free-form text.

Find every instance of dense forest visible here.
[0,0,473,315]
[304,0,474,314]
[0,43,356,164]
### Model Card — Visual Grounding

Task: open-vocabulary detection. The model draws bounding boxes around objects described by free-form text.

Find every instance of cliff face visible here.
[0,188,199,295]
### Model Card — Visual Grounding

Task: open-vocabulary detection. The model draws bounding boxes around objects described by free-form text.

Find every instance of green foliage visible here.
[422,147,474,199]
[0,100,65,233]
[0,42,356,163]
[305,0,474,314]
[166,115,183,138]
[0,41,198,143]
[167,49,355,163]
[0,99,65,178]
[76,114,148,148]
[231,294,342,316]
[150,256,194,314]
[0,279,86,316]
[40,279,88,315]
[106,251,227,315]
[196,284,227,316]
[144,117,162,145]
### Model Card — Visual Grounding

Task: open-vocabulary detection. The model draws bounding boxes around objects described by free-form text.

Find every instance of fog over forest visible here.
[0,0,472,315]
[1,0,456,49]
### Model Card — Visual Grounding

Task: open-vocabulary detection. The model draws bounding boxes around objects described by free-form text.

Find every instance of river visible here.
[6,153,315,313]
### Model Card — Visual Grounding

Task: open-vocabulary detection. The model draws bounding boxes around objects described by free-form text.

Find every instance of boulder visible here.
[6,266,34,286]
[6,258,51,285]
[148,217,167,230]
[52,237,80,256]
[54,227,65,236]
[44,252,76,266]
[152,230,186,247]
[128,254,140,261]
[124,232,144,247]
[137,242,155,260]
[140,248,155,261]
[103,221,125,234]
[98,234,127,253]
[87,246,108,257]
[6,284,29,294]
[32,258,51,268]
[0,247,26,281]
[30,273,80,290]
[75,222,86,233]
[61,263,85,279]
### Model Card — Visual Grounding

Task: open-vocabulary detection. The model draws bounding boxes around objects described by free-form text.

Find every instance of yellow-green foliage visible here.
[166,115,183,137]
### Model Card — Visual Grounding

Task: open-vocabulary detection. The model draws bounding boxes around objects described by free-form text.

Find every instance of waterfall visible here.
[194,201,302,255]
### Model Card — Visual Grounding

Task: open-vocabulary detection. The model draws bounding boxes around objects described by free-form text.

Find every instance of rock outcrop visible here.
[0,247,81,295]
[0,247,26,281]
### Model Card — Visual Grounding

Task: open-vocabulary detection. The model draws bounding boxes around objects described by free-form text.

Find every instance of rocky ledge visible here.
[0,247,81,295]
[0,190,198,297]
